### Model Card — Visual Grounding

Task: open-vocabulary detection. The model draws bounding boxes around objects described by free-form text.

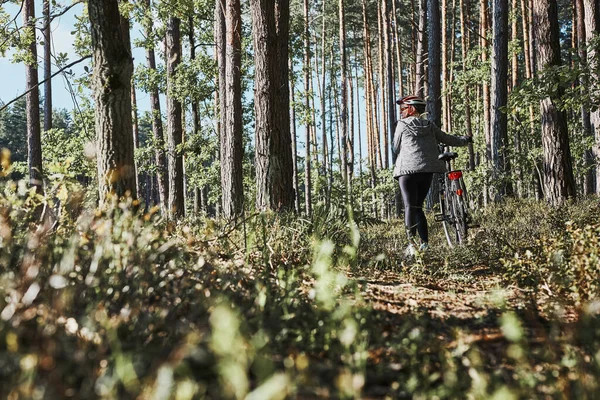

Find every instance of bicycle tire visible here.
[452,190,468,243]
[439,187,460,247]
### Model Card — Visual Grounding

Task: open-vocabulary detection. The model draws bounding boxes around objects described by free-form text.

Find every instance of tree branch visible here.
[0,55,91,113]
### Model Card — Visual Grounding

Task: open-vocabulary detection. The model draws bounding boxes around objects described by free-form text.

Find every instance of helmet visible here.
[396,95,426,107]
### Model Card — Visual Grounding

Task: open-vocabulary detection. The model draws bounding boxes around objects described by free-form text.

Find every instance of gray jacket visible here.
[392,116,470,178]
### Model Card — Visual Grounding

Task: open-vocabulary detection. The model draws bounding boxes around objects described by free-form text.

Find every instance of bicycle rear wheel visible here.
[452,190,468,243]
[439,189,460,247]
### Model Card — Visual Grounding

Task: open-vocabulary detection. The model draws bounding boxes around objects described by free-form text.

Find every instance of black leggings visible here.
[398,173,433,243]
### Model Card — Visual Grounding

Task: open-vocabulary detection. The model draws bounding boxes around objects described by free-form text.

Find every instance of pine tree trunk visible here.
[89,0,135,203]
[304,0,312,215]
[215,0,226,216]
[576,0,594,195]
[533,0,577,204]
[339,0,349,187]
[251,0,294,212]
[583,0,600,193]
[131,82,142,199]
[144,0,168,215]
[24,0,43,193]
[377,0,389,169]
[290,60,300,212]
[348,50,355,196]
[166,17,185,217]
[481,0,491,165]
[442,0,449,131]
[511,0,523,196]
[427,0,442,209]
[221,0,245,217]
[511,0,519,89]
[43,0,52,132]
[460,0,475,169]
[392,0,403,97]
[415,0,427,96]
[384,0,396,168]
[355,57,364,213]
[491,0,514,198]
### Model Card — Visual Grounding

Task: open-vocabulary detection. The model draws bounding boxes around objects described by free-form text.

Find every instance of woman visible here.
[392,95,471,255]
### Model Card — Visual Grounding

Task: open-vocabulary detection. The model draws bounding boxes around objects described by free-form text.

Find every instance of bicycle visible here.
[435,150,470,247]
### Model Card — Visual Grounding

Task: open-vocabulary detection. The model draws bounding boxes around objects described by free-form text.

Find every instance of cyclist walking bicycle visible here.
[392,95,472,256]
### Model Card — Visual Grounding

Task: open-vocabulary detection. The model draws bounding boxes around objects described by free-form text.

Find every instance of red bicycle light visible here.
[456,189,464,196]
[447,171,463,181]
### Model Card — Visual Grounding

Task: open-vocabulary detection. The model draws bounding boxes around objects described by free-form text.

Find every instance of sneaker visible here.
[404,243,416,258]
[419,243,429,252]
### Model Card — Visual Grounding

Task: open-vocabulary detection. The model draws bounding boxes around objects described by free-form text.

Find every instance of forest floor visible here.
[343,220,584,398]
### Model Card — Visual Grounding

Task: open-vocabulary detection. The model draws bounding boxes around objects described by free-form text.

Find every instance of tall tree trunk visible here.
[144,0,168,215]
[533,0,577,204]
[355,56,364,213]
[460,0,475,169]
[319,6,328,191]
[491,0,514,198]
[339,0,349,187]
[363,0,378,215]
[583,0,600,193]
[303,0,312,215]
[131,82,142,199]
[510,0,523,196]
[43,0,52,132]
[215,0,226,216]
[511,0,519,89]
[220,0,245,217]
[576,0,594,195]
[384,0,396,167]
[441,0,449,131]
[166,17,185,217]
[377,0,389,169]
[481,0,491,163]
[251,0,294,212]
[290,60,300,212]
[189,15,203,213]
[392,0,403,97]
[415,0,427,96]
[427,0,442,210]
[89,0,135,203]
[428,0,442,125]
[348,48,355,196]
[448,0,457,133]
[24,0,43,193]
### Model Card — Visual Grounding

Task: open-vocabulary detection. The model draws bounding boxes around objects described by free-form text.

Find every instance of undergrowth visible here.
[2,181,600,399]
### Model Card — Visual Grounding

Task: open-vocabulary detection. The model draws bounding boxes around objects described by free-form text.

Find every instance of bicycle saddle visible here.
[438,152,458,161]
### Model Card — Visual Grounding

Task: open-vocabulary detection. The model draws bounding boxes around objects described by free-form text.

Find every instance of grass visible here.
[2,184,600,399]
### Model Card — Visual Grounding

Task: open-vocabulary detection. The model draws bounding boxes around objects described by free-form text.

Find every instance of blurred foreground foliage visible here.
[1,179,600,399]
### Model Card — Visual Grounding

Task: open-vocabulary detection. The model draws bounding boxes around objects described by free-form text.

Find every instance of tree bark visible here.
[43,0,52,132]
[460,0,475,170]
[533,0,577,204]
[576,0,594,195]
[23,0,44,193]
[218,0,245,217]
[89,0,135,203]
[491,0,514,198]
[339,0,349,187]
[290,61,300,212]
[251,0,294,212]
[583,0,600,193]
[415,0,427,96]
[143,0,168,215]
[165,17,185,217]
[303,0,312,215]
